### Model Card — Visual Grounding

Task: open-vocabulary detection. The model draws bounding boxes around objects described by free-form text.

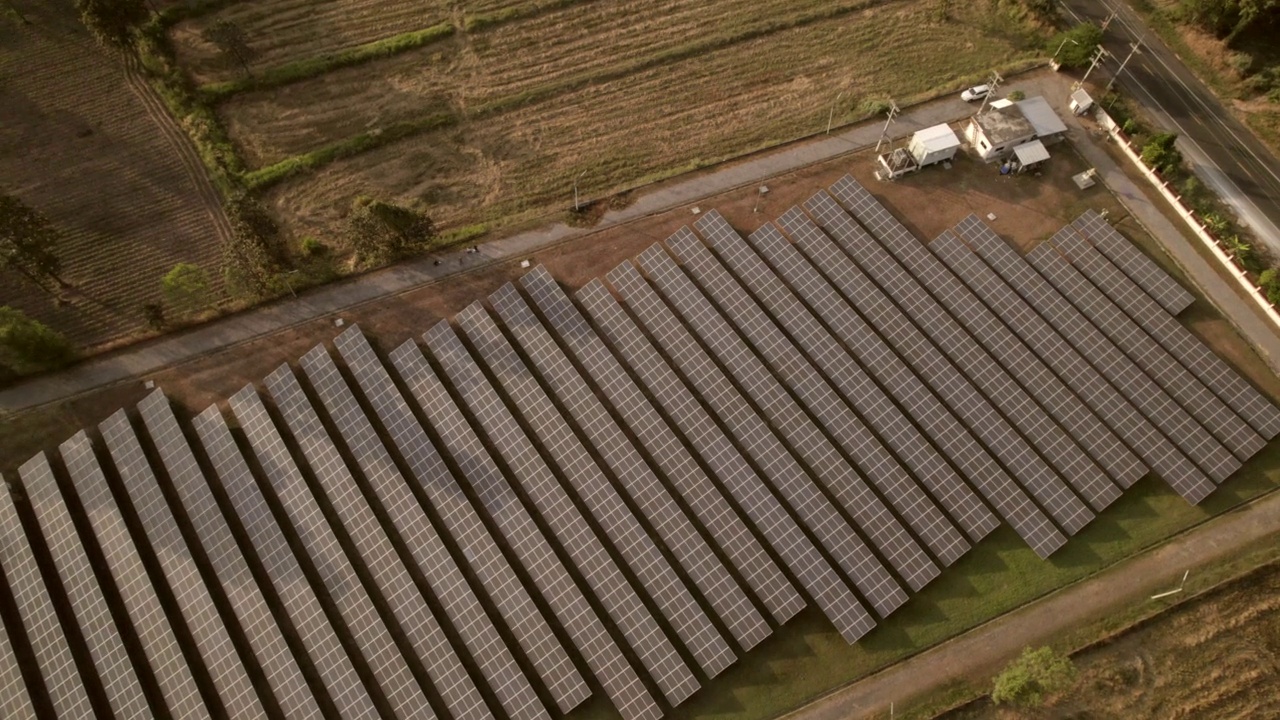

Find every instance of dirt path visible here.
[779,488,1280,720]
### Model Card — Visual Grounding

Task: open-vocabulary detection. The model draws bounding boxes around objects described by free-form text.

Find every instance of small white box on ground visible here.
[334,318,345,328]
[520,260,531,268]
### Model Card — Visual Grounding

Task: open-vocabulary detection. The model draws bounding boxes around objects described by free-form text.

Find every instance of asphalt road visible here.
[1059,0,1280,256]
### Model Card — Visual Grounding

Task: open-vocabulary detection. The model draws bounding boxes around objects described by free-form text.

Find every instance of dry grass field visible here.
[0,1,226,349]
[170,0,1050,248]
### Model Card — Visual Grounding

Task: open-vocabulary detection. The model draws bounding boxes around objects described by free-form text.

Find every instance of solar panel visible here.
[695,212,974,565]
[740,222,1001,543]
[422,320,702,705]
[0,570,35,719]
[191,405,383,720]
[333,329,593,717]
[21,452,153,719]
[634,243,912,616]
[1044,233,1264,462]
[826,177,1106,524]
[138,391,327,720]
[228,383,436,720]
[942,219,1214,501]
[385,339,661,720]
[964,230,1236,493]
[505,274,777,649]
[575,279,821,620]
[99,409,268,720]
[605,261,876,642]
[1063,221,1280,439]
[782,201,1069,556]
[1074,209,1195,315]
[58,431,210,719]
[263,364,489,720]
[299,344,552,720]
[1029,239,1257,471]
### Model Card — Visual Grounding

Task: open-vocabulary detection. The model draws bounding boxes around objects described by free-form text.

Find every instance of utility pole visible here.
[975,70,1002,116]
[1100,11,1117,31]
[1074,45,1108,90]
[827,91,847,135]
[874,100,900,152]
[1105,42,1142,94]
[573,169,587,212]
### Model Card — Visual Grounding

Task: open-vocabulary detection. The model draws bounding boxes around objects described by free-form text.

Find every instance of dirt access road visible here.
[780,488,1280,720]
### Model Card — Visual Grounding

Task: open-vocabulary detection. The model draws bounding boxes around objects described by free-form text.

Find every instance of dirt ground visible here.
[941,560,1280,719]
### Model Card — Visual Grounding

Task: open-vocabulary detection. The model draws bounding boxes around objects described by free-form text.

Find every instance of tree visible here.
[222,193,279,297]
[1181,0,1280,46]
[75,0,150,51]
[992,646,1078,708]
[0,307,76,376]
[1141,132,1184,175]
[345,196,436,266]
[202,19,255,78]
[0,194,64,293]
[1047,22,1103,69]
[161,263,210,316]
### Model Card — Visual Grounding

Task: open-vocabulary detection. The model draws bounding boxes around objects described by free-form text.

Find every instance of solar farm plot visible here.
[229,383,438,720]
[1029,239,1260,468]
[1042,233,1264,462]
[605,261,876,642]
[634,243,914,614]
[139,391,327,720]
[964,227,1236,494]
[1073,209,1195,315]
[299,345,550,720]
[60,430,211,719]
[740,222,1001,543]
[1061,222,1280,439]
[386,339,662,720]
[100,409,268,720]
[422,320,703,705]
[0,485,52,720]
[783,201,1069,556]
[576,278,828,620]
[20,452,153,719]
[263,365,492,720]
[696,212,976,564]
[192,404,383,720]
[827,177,1111,519]
[332,327,592,716]
[940,220,1214,502]
[504,273,778,648]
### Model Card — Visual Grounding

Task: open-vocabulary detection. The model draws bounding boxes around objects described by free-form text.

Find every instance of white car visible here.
[961,84,990,102]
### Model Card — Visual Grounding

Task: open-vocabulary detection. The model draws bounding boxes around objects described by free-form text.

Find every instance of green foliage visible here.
[0,307,76,376]
[860,98,892,116]
[1047,22,1103,68]
[1179,0,1280,45]
[222,193,280,297]
[1141,132,1184,174]
[161,263,210,316]
[0,194,64,293]
[345,196,437,266]
[1259,267,1280,304]
[992,646,1078,708]
[202,18,254,78]
[76,0,150,50]
[1007,89,1027,101]
[300,236,326,256]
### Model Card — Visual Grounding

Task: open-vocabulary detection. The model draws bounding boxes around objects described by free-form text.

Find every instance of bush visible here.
[1260,268,1280,305]
[1007,89,1026,101]
[161,262,210,316]
[0,307,76,376]
[1141,132,1184,175]
[300,236,326,256]
[992,646,1078,708]
[1047,23,1103,69]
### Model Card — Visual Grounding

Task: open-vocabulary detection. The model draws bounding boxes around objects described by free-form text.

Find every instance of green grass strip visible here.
[201,22,456,102]
[243,113,458,190]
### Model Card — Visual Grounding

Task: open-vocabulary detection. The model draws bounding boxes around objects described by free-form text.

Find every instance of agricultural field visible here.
[171,0,1051,248]
[0,1,227,349]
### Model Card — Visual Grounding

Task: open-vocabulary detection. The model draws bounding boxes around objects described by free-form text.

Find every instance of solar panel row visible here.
[299,344,552,720]
[332,328,593,716]
[1072,209,1195,315]
[520,268,786,647]
[193,404,383,720]
[739,222,1001,543]
[386,339,662,720]
[1060,222,1280,439]
[605,261,877,643]
[938,220,1212,502]
[99,410,268,720]
[0,572,35,720]
[826,178,1099,533]
[787,199,1068,556]
[695,213,974,566]
[0,483,94,720]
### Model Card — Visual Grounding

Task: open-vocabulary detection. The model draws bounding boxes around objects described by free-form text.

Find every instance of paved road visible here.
[1059,0,1280,256]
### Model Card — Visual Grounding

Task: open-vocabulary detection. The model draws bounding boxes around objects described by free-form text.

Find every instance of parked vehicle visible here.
[961,84,990,102]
